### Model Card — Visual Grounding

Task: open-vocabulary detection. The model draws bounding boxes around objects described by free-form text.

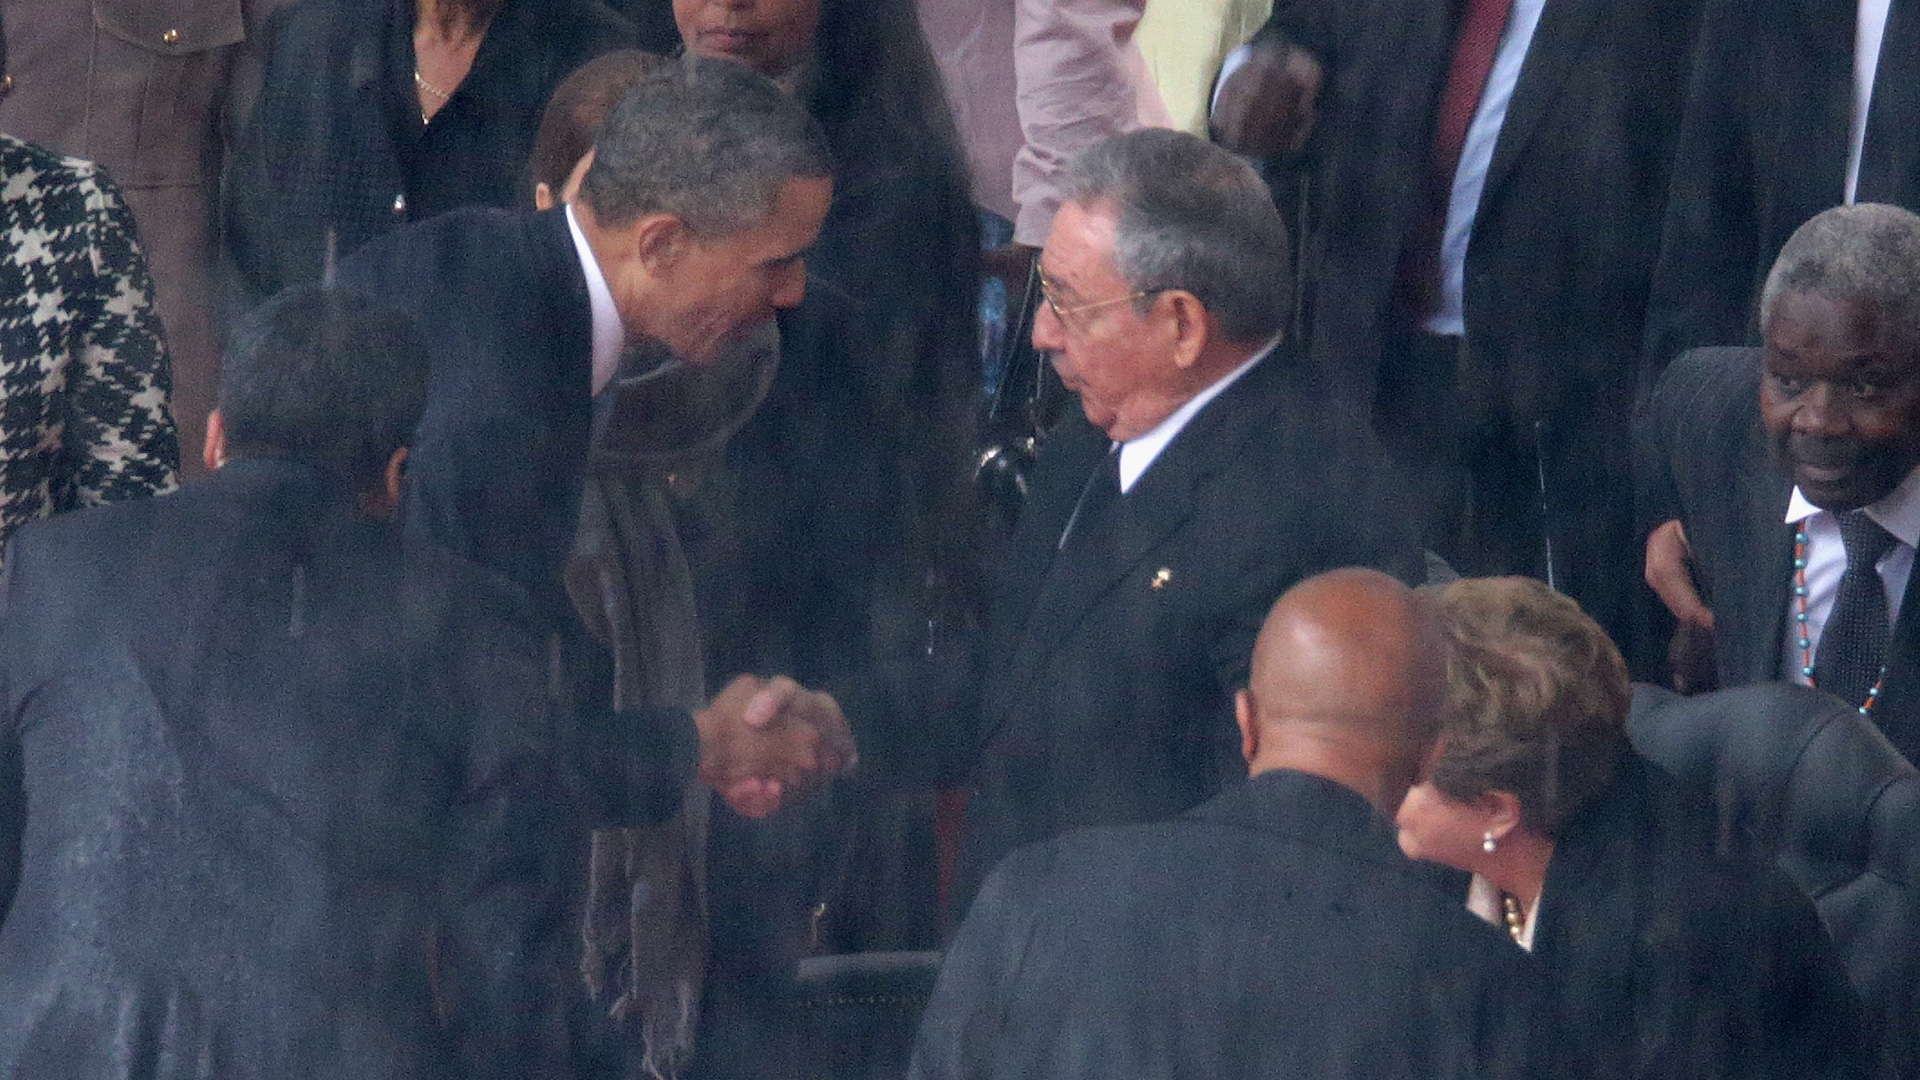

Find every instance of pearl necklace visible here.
[1793,527,1887,715]
[1500,892,1527,945]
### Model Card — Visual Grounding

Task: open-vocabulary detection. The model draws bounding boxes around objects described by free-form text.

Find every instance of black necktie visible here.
[1815,510,1900,705]
[1059,445,1122,550]
[1857,0,1920,205]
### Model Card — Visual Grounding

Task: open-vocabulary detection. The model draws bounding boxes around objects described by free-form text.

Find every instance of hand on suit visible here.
[1644,519,1718,692]
[695,674,859,818]
[1209,37,1323,159]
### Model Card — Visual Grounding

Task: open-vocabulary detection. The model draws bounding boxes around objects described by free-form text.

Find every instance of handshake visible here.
[695,674,860,818]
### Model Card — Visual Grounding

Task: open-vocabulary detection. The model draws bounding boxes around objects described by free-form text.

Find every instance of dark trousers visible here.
[1374,326,1640,651]
[1375,329,1547,577]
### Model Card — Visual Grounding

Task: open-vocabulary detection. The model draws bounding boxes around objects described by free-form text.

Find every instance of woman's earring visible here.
[1482,832,1497,853]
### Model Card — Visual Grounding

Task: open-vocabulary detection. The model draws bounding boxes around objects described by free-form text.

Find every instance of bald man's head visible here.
[1233,568,1441,813]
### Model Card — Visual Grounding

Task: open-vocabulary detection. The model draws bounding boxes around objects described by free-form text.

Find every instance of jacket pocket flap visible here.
[94,0,245,56]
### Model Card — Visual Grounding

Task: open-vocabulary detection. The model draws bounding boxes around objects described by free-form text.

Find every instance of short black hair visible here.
[581,54,833,233]
[219,285,430,486]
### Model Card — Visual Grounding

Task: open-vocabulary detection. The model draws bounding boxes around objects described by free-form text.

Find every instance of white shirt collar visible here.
[1785,462,1920,550]
[1116,336,1278,493]
[565,204,625,396]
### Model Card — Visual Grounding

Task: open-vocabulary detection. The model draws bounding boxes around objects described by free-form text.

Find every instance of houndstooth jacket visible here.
[0,134,179,549]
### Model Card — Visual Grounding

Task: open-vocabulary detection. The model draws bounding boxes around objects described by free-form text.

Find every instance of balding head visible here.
[1234,568,1440,813]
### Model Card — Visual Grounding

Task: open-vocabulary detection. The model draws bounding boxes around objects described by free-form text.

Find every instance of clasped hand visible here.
[696,674,859,818]
[1210,38,1324,160]
[1644,519,1717,692]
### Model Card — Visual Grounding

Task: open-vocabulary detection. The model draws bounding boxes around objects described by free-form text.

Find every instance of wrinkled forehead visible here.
[1765,287,1920,362]
[1040,201,1123,288]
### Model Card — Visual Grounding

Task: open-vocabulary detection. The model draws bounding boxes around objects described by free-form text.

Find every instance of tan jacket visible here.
[0,0,285,470]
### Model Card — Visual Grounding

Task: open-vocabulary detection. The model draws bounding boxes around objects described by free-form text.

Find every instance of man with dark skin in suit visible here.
[1646,204,1920,697]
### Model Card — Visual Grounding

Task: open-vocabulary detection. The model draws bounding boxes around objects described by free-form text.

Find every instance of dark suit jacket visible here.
[1262,0,1700,417]
[1636,346,1920,762]
[1529,753,1872,1079]
[1259,0,1700,646]
[0,459,565,1080]
[914,770,1576,1080]
[1643,0,1920,368]
[953,352,1420,913]
[339,208,592,614]
[336,206,698,822]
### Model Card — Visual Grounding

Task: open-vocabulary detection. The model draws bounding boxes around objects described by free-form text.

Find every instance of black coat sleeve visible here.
[1256,0,1342,67]
[425,556,702,1077]
[418,573,577,1080]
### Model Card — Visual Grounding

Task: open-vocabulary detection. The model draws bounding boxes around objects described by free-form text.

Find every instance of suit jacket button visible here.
[1,75,12,94]
[162,28,182,44]
[392,192,407,216]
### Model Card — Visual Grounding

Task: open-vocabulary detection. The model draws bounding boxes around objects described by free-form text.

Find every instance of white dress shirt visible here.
[1425,0,1551,336]
[1846,0,1897,205]
[1780,463,1920,684]
[565,204,625,396]
[1117,337,1277,493]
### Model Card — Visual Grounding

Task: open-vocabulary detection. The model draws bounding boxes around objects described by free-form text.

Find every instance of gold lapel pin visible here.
[1151,567,1173,590]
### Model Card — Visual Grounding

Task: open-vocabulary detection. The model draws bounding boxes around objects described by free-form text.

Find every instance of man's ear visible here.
[633,213,691,274]
[533,181,555,212]
[385,446,408,508]
[1164,290,1211,370]
[204,409,227,471]
[358,446,409,520]
[559,148,595,205]
[1235,688,1259,765]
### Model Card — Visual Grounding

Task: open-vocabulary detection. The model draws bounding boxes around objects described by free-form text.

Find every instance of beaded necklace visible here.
[1499,893,1528,946]
[1793,527,1887,715]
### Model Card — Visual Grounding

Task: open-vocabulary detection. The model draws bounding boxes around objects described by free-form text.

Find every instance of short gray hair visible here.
[1060,129,1290,344]
[1760,202,1920,350]
[581,56,834,234]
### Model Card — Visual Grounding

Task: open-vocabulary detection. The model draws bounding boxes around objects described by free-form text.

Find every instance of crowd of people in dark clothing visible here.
[3,0,1920,1077]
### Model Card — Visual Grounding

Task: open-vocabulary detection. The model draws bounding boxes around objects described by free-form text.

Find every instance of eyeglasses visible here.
[1035,266,1158,328]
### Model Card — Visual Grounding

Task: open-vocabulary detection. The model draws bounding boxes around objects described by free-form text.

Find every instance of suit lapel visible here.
[1733,424,1795,686]
[531,208,595,413]
[983,422,1106,661]
[1001,446,1195,696]
[983,356,1286,741]
[1874,540,1920,760]
[1479,0,1608,207]
[1795,0,1860,64]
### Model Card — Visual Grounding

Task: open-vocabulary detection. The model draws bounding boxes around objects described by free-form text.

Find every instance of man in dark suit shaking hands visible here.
[335,58,851,817]
[330,60,856,1074]
[952,129,1419,917]
[1641,203,1920,763]
[338,57,829,624]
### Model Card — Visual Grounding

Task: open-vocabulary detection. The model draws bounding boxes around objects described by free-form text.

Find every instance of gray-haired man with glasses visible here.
[947,128,1420,920]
